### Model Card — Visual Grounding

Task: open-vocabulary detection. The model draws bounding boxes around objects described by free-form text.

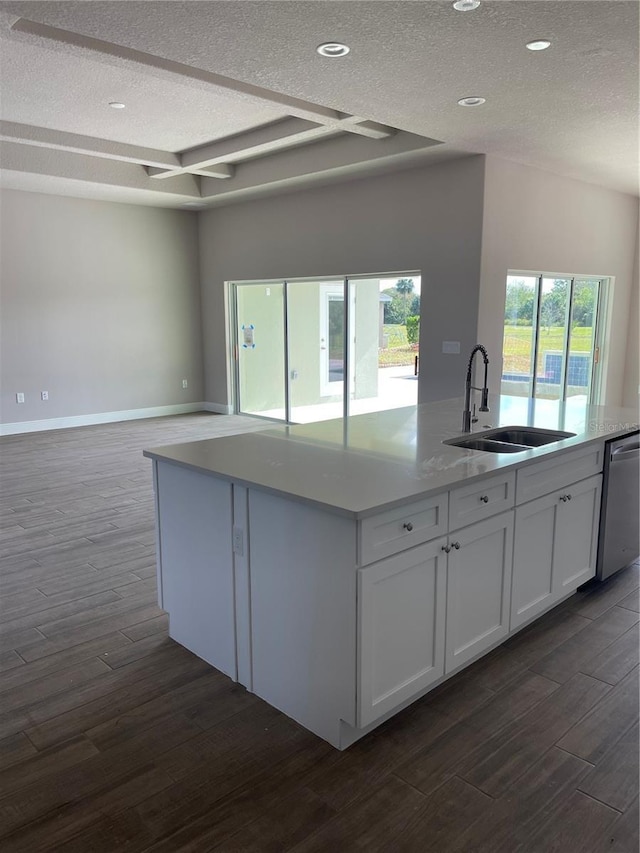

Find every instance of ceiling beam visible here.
[9,19,399,147]
[10,18,343,125]
[147,118,338,179]
[336,119,397,139]
[148,163,236,180]
[199,132,443,200]
[0,121,180,169]
[0,141,201,198]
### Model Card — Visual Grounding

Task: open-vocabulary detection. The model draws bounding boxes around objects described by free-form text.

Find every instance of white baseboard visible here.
[0,402,212,436]
[202,401,234,415]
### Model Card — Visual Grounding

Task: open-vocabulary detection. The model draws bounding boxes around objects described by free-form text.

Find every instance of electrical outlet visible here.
[16,392,25,404]
[182,379,188,389]
[41,391,49,401]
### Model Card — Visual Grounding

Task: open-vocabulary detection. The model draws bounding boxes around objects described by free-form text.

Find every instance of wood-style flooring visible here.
[0,412,638,852]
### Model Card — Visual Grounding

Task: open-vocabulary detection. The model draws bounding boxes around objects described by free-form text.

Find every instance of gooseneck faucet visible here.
[462,344,490,432]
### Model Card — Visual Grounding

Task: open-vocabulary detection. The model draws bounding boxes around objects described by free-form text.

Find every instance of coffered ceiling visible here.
[0,1,637,208]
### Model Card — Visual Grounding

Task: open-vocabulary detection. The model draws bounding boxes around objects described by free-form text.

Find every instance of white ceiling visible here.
[1,1,637,209]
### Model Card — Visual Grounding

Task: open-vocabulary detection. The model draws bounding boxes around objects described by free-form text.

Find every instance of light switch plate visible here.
[442,341,461,354]
[232,526,244,556]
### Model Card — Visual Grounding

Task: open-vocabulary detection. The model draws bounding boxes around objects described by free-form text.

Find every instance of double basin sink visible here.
[444,425,576,454]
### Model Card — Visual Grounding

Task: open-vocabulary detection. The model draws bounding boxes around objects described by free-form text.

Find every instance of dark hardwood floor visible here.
[1,413,638,852]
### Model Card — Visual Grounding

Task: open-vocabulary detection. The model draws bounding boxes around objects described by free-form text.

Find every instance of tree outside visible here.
[505,278,595,330]
[379,278,420,366]
[502,277,597,397]
[395,278,415,323]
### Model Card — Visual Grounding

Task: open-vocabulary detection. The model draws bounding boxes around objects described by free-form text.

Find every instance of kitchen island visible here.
[144,395,638,749]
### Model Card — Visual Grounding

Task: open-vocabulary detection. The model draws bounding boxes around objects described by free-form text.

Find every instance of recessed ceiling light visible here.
[109,102,126,109]
[316,42,350,58]
[453,0,481,10]
[526,39,551,51]
[458,96,486,107]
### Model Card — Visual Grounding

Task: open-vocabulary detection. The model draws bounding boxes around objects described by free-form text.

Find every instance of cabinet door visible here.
[156,462,236,679]
[511,492,559,630]
[554,474,602,596]
[358,538,446,727]
[445,511,514,674]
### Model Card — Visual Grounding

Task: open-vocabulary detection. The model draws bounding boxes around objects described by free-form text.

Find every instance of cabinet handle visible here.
[479,495,489,503]
[402,522,414,532]
[452,541,461,549]
[559,494,570,502]
[566,494,572,501]
[441,544,451,553]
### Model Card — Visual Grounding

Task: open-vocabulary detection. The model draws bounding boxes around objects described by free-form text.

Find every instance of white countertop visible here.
[143,396,638,518]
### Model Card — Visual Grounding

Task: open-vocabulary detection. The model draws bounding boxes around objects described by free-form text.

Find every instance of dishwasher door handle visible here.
[611,443,640,462]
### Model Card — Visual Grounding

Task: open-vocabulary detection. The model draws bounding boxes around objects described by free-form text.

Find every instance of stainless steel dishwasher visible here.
[596,431,640,580]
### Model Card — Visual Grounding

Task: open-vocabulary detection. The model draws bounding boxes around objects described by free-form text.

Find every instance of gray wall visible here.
[0,190,203,425]
[478,157,639,408]
[622,238,639,411]
[198,156,486,409]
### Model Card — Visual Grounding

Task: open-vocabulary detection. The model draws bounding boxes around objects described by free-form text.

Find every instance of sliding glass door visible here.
[566,279,600,400]
[287,279,347,423]
[232,272,420,424]
[235,282,286,420]
[502,273,603,403]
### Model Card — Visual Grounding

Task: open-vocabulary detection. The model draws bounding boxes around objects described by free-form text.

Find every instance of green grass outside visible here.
[377,325,593,372]
[503,325,593,375]
[379,325,417,367]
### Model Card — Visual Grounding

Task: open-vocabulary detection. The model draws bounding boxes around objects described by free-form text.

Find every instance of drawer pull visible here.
[559,493,573,502]
[452,541,461,550]
[441,544,451,553]
[402,522,414,532]
[479,495,489,503]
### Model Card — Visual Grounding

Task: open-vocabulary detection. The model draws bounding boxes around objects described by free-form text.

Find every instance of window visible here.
[230,272,421,424]
[502,272,605,403]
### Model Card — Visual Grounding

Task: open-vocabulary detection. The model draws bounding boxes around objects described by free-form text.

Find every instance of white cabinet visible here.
[516,444,603,503]
[151,435,608,749]
[358,508,514,726]
[510,493,556,628]
[358,537,446,727]
[449,471,515,529]
[445,511,514,673]
[553,474,602,594]
[358,492,448,565]
[155,461,236,679]
[511,474,602,630]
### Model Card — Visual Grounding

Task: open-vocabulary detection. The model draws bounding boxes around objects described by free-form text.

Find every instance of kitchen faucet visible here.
[462,344,490,432]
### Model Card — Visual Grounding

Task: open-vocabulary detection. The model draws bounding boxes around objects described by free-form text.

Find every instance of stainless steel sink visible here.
[444,425,576,453]
[480,426,576,446]
[446,436,528,453]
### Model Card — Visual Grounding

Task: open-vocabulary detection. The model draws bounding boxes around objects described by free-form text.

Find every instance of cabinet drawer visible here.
[449,472,515,529]
[516,443,603,504]
[358,493,448,565]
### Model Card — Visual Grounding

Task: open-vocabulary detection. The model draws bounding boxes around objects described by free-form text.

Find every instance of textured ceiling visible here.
[0,1,637,208]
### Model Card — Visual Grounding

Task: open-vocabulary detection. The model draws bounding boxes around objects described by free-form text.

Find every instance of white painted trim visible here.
[0,402,207,436]
[202,401,233,415]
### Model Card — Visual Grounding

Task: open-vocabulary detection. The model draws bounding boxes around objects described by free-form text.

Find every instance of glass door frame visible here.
[230,278,290,423]
[506,270,607,404]
[229,270,421,424]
